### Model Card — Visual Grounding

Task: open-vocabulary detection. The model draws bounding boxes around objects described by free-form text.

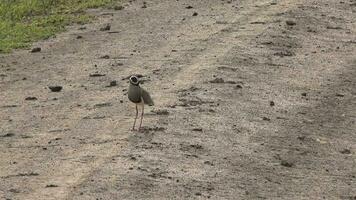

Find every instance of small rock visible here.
[336,93,345,97]
[100,55,110,59]
[274,50,294,57]
[270,101,275,106]
[9,188,20,193]
[340,149,351,154]
[89,73,106,77]
[25,97,37,101]
[186,5,193,9]
[147,127,166,132]
[107,80,117,87]
[281,160,294,167]
[225,80,237,84]
[192,12,198,16]
[142,4,147,8]
[100,24,111,31]
[152,109,169,115]
[195,192,202,196]
[235,84,243,89]
[45,184,58,188]
[262,117,270,121]
[30,47,41,53]
[301,92,307,97]
[48,86,62,92]
[114,5,124,10]
[209,78,224,83]
[297,136,305,141]
[76,35,83,39]
[286,20,296,26]
[94,102,112,108]
[1,133,15,137]
[204,161,214,166]
[326,25,342,30]
[192,128,203,132]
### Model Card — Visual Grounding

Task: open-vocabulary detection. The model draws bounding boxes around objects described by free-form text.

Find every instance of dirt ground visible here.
[1,0,355,199]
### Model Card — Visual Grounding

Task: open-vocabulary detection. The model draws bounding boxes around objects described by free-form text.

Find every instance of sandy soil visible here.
[1,0,355,199]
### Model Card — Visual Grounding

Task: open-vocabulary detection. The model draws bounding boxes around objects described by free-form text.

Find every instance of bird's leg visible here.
[139,104,144,131]
[132,104,138,131]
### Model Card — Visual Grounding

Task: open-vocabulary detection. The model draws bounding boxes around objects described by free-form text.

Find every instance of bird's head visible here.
[129,75,140,85]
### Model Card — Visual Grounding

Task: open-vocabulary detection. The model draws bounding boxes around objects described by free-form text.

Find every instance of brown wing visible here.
[141,87,154,106]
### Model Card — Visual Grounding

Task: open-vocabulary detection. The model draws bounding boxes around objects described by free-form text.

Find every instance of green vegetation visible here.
[0,0,119,53]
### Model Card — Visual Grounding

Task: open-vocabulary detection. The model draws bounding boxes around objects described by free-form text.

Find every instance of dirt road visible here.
[1,0,355,199]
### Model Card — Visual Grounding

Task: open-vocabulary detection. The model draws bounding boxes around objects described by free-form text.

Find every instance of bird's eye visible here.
[130,77,138,83]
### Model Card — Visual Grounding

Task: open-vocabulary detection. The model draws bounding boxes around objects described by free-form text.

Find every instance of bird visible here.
[128,75,154,131]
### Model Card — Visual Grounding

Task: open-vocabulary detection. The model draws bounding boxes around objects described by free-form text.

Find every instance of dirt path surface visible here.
[1,0,356,199]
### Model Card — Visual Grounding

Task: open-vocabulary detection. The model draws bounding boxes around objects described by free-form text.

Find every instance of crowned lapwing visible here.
[128,75,154,131]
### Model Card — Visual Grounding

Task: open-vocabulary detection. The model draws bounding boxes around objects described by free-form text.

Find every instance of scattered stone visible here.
[94,102,112,108]
[286,20,296,26]
[100,24,111,31]
[48,86,62,92]
[46,184,58,188]
[106,80,117,87]
[274,50,294,57]
[326,25,342,30]
[235,84,243,89]
[270,101,275,106]
[209,78,224,83]
[186,5,193,9]
[262,117,270,121]
[114,5,124,10]
[152,109,169,115]
[9,188,20,193]
[148,127,166,132]
[30,47,41,53]
[297,136,305,141]
[100,55,110,59]
[25,97,37,101]
[251,21,266,24]
[1,133,15,137]
[192,12,198,16]
[281,160,294,167]
[2,105,18,108]
[89,73,106,77]
[340,149,351,154]
[204,161,214,166]
[92,116,106,119]
[225,80,237,84]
